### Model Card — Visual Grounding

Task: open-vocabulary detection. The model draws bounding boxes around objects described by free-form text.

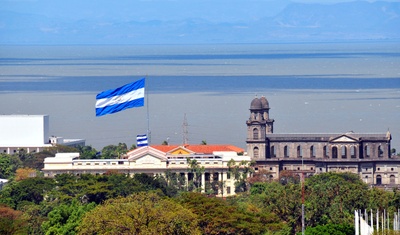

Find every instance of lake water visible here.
[1,42,399,151]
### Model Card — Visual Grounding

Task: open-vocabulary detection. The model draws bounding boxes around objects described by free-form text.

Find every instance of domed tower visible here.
[246,96,274,160]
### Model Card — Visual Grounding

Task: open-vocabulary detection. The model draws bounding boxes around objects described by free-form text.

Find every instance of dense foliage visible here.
[2,146,400,234]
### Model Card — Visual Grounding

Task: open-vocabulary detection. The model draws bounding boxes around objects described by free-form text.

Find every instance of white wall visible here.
[0,115,49,147]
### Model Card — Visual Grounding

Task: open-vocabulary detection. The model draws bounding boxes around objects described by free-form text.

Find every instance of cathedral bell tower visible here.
[246,96,274,160]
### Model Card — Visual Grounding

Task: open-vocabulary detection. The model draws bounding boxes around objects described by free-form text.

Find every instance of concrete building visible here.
[246,96,397,186]
[42,145,250,197]
[0,115,85,154]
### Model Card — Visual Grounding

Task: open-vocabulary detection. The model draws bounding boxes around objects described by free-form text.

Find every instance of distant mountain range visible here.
[1,1,399,44]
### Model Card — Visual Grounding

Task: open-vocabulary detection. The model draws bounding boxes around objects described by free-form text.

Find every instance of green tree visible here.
[301,223,354,235]
[0,153,23,179]
[305,172,369,227]
[20,204,49,235]
[228,159,254,193]
[187,158,205,192]
[178,192,268,235]
[78,192,200,235]
[41,200,96,235]
[0,177,55,210]
[76,145,98,159]
[101,143,128,159]
[129,144,137,150]
[0,204,27,235]
[250,181,302,233]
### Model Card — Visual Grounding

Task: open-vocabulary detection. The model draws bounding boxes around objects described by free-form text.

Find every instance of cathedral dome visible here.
[260,96,269,109]
[250,97,262,110]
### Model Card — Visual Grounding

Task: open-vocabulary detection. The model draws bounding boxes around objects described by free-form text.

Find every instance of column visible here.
[185,172,188,190]
[201,173,205,193]
[219,171,224,197]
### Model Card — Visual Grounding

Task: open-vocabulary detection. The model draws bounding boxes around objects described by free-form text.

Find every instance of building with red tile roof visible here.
[150,145,244,155]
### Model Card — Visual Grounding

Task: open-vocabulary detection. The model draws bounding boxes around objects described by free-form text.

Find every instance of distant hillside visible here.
[0,1,399,44]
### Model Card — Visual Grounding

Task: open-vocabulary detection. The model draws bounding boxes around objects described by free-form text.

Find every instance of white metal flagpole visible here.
[145,76,151,146]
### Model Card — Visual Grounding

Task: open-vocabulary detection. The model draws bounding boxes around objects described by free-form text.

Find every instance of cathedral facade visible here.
[246,96,397,186]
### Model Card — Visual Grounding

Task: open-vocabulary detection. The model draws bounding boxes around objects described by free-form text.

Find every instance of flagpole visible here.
[146,75,151,146]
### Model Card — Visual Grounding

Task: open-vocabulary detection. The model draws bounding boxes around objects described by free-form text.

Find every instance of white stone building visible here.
[42,146,251,197]
[0,115,85,154]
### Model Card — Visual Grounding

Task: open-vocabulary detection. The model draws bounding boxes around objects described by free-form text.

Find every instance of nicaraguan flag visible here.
[137,134,148,147]
[95,78,145,117]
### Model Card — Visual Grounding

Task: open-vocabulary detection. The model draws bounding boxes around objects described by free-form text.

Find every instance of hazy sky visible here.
[2,0,396,21]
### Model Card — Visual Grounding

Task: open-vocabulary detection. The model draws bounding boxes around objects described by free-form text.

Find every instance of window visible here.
[253,128,259,140]
[227,173,231,179]
[376,175,382,185]
[270,167,273,171]
[310,146,315,158]
[118,161,124,165]
[227,186,231,194]
[365,145,370,158]
[341,146,347,159]
[297,146,302,158]
[271,146,276,158]
[351,146,356,158]
[332,147,338,158]
[378,146,384,158]
[323,146,329,158]
[253,147,259,158]
[284,146,289,158]
[390,175,396,184]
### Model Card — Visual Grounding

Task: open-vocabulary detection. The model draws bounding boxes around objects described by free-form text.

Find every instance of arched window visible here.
[378,146,384,158]
[323,146,329,158]
[376,175,382,185]
[253,147,259,158]
[253,128,259,140]
[364,146,370,158]
[297,146,302,158]
[284,146,289,158]
[390,175,396,184]
[341,146,347,159]
[351,146,356,158]
[271,146,276,158]
[310,146,315,158]
[332,146,338,159]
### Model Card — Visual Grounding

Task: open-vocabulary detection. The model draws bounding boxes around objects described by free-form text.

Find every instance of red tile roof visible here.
[151,145,244,154]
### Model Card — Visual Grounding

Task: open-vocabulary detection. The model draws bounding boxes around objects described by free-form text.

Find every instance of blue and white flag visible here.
[137,134,148,147]
[95,78,145,117]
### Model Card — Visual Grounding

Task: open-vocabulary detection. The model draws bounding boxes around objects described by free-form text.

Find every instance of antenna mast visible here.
[182,113,188,145]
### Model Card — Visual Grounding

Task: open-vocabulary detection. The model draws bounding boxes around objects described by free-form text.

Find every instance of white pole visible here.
[145,76,151,145]
[376,209,379,233]
[355,210,359,235]
[371,209,373,233]
[383,210,385,233]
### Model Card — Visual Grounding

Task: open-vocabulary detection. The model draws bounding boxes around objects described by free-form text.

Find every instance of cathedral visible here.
[246,96,396,186]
